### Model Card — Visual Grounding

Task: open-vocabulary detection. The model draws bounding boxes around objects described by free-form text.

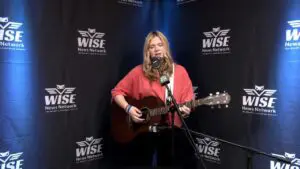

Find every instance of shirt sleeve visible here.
[111,67,138,98]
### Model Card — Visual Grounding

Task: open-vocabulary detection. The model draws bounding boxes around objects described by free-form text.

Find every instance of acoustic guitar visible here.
[111,92,231,143]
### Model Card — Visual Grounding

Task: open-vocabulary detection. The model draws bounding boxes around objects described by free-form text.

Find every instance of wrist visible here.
[124,104,129,111]
[125,104,132,113]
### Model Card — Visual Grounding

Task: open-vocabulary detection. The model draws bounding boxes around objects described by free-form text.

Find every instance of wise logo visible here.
[195,137,221,164]
[44,84,78,113]
[76,136,103,163]
[0,17,25,50]
[242,85,277,116]
[202,27,231,55]
[77,28,107,55]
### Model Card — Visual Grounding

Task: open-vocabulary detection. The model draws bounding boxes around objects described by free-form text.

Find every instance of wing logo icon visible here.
[244,85,276,97]
[272,152,300,166]
[78,28,105,39]
[45,84,75,95]
[196,137,219,147]
[288,20,300,28]
[0,17,23,30]
[76,137,103,147]
[203,27,230,38]
[0,151,23,164]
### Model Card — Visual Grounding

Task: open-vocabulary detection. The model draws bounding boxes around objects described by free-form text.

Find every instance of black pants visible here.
[110,128,197,169]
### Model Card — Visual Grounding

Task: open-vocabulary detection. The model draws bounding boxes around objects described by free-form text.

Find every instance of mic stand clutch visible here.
[160,75,207,169]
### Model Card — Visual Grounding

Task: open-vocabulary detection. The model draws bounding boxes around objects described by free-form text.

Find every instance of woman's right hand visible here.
[127,106,145,123]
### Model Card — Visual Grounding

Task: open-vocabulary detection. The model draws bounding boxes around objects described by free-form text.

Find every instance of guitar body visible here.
[111,96,166,144]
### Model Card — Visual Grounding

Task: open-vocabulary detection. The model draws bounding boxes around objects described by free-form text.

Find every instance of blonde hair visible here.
[142,31,174,81]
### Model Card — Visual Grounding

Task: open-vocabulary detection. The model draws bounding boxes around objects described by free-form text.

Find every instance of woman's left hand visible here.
[179,105,191,118]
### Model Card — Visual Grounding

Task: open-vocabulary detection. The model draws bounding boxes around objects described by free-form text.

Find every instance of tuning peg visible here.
[225,105,229,108]
[216,92,220,95]
[209,93,213,96]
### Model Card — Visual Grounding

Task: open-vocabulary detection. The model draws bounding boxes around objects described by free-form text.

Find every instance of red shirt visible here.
[111,64,194,127]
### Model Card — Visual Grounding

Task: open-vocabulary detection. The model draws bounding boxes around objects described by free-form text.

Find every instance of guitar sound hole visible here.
[140,108,150,121]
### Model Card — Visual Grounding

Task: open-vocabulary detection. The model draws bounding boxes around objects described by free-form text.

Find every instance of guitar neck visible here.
[180,98,206,109]
[149,98,205,117]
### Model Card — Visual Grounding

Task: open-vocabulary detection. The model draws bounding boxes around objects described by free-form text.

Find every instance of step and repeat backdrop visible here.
[0,0,300,168]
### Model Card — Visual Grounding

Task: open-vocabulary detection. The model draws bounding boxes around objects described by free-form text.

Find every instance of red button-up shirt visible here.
[111,64,194,127]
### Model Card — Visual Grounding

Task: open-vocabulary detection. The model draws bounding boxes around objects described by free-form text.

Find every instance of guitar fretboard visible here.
[149,98,206,117]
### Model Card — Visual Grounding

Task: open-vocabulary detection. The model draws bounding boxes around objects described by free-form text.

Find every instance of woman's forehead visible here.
[149,37,162,44]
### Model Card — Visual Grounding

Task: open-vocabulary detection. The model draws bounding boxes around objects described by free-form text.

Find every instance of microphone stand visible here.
[179,128,292,169]
[160,75,207,169]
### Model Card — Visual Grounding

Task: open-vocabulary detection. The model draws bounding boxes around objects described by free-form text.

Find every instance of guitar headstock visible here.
[202,91,231,108]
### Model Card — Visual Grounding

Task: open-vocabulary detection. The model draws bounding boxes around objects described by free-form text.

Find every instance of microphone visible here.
[159,74,170,86]
[151,56,162,69]
[149,124,170,133]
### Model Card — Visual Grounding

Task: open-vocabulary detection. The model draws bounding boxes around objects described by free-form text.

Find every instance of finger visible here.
[131,111,141,118]
[131,111,143,119]
[130,107,141,115]
[181,111,190,118]
[182,111,189,116]
[183,105,190,111]
[185,107,191,113]
[180,108,188,114]
[133,107,142,114]
[182,112,189,118]
[180,112,187,118]
[135,110,143,117]
[183,107,191,113]
[134,117,144,122]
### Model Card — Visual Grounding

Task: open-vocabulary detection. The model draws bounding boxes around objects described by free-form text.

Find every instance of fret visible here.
[148,99,205,117]
[146,93,229,117]
[149,106,168,117]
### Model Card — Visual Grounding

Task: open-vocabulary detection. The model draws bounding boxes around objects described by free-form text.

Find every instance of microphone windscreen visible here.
[151,56,161,69]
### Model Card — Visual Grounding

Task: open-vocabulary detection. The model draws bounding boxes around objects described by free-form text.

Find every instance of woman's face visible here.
[148,36,165,59]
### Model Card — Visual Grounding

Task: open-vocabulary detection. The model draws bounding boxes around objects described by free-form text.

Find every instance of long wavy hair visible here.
[142,31,174,81]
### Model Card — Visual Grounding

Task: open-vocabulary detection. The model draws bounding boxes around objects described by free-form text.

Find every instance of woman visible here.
[111,31,195,168]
